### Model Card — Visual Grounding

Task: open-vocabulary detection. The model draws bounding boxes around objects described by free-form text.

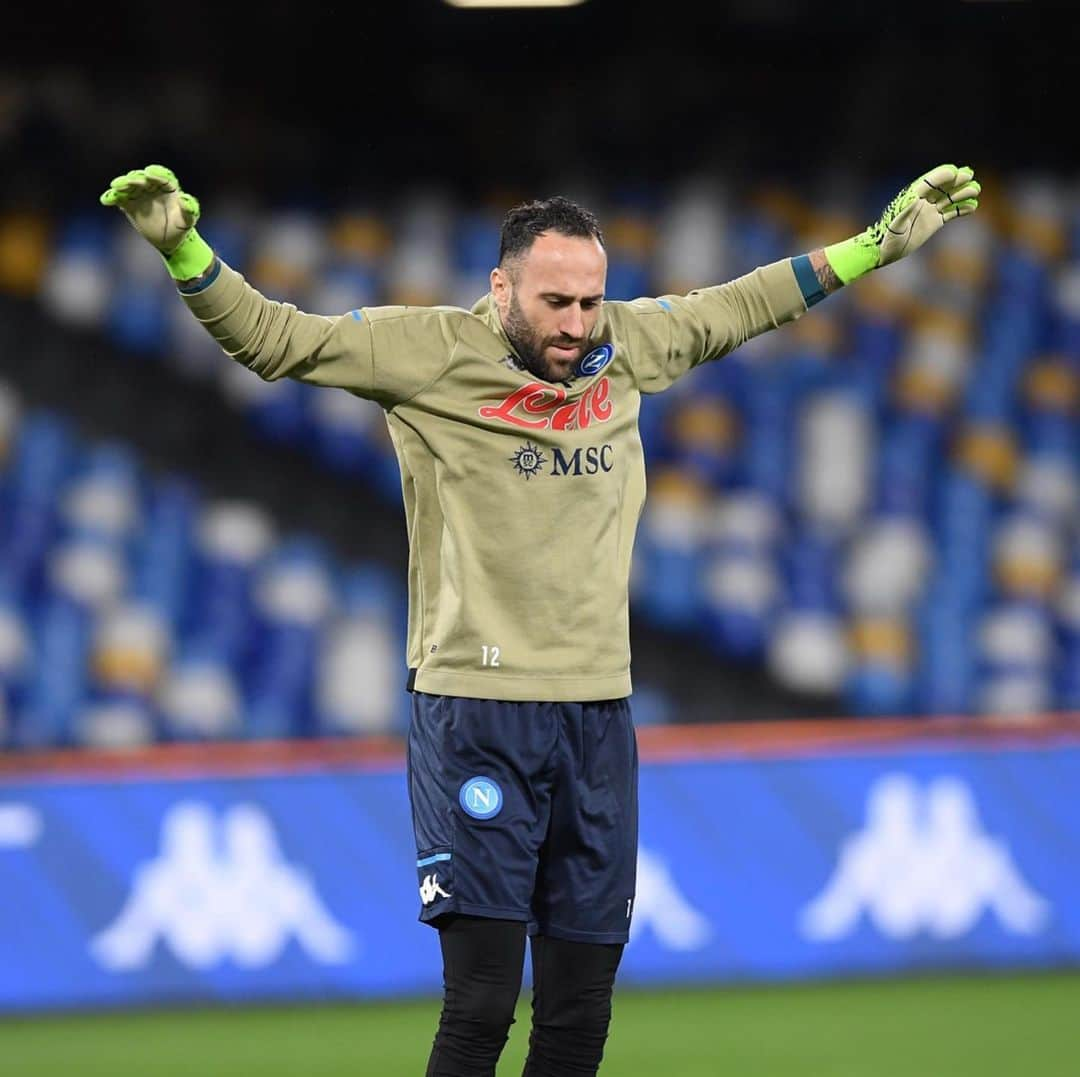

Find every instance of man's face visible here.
[490,232,607,383]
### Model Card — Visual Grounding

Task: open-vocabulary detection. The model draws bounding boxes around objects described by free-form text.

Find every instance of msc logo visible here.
[551,445,614,477]
[480,378,613,432]
[575,343,615,378]
[508,444,614,479]
[510,442,546,480]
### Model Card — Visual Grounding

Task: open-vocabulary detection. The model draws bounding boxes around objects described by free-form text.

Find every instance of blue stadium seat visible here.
[245,536,335,739]
[131,475,199,630]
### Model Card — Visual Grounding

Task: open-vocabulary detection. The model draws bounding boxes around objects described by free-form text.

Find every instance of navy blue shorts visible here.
[407,693,639,944]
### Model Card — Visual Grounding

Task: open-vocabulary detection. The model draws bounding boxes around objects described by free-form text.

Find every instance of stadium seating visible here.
[0,383,409,748]
[0,168,1077,739]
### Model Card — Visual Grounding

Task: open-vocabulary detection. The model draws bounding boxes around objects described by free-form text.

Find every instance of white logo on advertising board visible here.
[0,803,42,848]
[629,845,712,951]
[800,773,1051,942]
[90,801,357,971]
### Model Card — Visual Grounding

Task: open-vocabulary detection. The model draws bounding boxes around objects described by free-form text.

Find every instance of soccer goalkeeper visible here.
[102,162,978,1076]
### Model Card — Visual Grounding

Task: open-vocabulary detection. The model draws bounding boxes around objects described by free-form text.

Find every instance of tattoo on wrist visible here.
[809,250,843,294]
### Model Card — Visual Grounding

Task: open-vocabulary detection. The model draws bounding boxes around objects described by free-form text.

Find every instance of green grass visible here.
[2,970,1078,1076]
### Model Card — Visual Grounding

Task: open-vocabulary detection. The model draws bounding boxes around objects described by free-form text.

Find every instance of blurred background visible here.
[0,1,1078,1074]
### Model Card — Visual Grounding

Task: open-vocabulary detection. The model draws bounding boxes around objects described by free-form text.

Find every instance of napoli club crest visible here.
[574,343,614,379]
[460,776,504,820]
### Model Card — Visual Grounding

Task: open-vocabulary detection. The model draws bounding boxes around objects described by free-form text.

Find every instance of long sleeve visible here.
[606,258,808,394]
[180,260,466,410]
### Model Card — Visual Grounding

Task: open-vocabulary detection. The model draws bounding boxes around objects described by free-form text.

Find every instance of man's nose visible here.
[559,305,585,340]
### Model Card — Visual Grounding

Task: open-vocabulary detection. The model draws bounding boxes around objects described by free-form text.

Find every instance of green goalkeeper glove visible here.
[824,164,981,285]
[99,165,214,282]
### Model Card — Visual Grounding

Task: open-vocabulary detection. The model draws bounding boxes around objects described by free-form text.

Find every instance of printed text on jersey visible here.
[479,378,614,431]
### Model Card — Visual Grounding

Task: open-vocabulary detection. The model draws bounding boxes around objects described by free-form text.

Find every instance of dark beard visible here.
[503,292,572,383]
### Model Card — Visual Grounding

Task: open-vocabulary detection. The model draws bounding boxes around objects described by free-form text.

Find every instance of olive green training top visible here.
[181,257,808,701]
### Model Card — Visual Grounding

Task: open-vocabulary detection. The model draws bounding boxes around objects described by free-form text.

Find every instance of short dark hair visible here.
[498,196,605,267]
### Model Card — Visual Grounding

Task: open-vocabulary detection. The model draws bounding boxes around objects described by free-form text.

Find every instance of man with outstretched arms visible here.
[102,163,979,1076]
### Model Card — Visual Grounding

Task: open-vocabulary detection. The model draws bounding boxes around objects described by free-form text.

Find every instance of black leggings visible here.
[425,915,624,1077]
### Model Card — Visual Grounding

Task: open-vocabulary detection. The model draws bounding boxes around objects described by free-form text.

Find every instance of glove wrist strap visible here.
[161,229,214,282]
[823,231,880,286]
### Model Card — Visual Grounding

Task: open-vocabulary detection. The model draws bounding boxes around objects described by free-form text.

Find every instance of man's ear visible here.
[490,265,509,310]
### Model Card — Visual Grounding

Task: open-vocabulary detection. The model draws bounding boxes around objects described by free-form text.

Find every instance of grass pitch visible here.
[1,970,1077,1076]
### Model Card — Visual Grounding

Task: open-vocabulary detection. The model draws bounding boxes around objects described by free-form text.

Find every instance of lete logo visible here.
[479,377,613,431]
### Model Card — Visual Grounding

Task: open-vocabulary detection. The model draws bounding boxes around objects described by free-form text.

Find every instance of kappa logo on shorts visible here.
[459,776,504,820]
[419,873,451,906]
